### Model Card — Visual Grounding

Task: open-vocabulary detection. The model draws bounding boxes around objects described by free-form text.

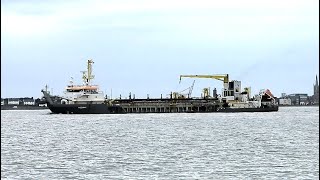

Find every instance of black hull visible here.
[217,106,279,113]
[47,104,125,114]
[47,103,278,114]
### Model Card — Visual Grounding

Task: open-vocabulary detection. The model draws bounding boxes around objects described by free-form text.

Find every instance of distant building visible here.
[287,94,308,105]
[312,75,319,104]
[38,103,47,107]
[7,98,20,105]
[2,97,36,106]
[35,98,47,106]
[278,98,292,105]
[22,98,35,105]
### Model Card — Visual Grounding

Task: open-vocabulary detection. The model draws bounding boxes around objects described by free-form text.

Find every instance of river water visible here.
[1,106,319,179]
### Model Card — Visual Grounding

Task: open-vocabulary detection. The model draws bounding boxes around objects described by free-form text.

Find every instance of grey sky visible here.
[1,0,319,98]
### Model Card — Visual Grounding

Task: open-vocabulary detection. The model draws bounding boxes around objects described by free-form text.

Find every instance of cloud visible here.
[1,0,318,37]
[1,13,61,37]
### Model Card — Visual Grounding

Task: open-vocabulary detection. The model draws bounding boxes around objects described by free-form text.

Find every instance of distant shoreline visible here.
[1,105,48,110]
[1,105,318,111]
[279,104,319,107]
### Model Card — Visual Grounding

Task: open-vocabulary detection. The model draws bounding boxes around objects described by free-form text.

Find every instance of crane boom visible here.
[179,74,229,83]
[188,80,195,97]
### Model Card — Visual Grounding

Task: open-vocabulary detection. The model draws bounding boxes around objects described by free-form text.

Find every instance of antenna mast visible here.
[87,59,95,85]
[80,59,95,85]
[81,71,87,85]
[69,77,74,86]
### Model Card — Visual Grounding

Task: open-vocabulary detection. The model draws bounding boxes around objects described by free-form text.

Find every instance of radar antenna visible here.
[69,77,74,85]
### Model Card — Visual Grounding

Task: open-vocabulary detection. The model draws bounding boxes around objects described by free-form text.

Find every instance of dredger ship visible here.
[41,59,279,114]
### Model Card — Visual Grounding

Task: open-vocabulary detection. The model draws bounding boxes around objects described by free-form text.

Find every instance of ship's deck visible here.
[111,98,222,113]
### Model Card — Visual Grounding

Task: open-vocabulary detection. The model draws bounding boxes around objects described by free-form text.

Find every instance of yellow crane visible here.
[179,74,229,83]
[179,74,230,98]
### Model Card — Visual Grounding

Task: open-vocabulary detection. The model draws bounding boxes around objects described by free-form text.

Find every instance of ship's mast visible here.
[81,59,95,85]
[45,84,49,93]
[87,59,94,84]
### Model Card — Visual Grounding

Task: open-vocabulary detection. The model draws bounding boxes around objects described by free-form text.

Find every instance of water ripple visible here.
[1,107,319,179]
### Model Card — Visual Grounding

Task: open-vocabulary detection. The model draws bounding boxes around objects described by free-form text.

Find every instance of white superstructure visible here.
[61,59,106,104]
[219,80,276,109]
